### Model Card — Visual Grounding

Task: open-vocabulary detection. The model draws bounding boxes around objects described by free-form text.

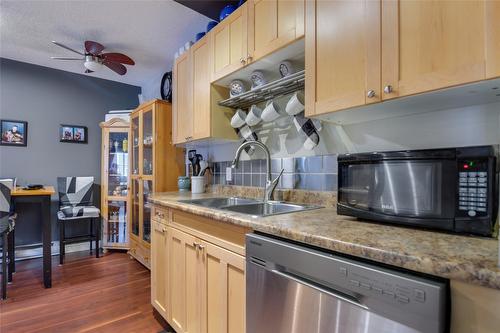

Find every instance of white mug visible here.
[231,109,247,128]
[285,91,305,116]
[261,101,282,122]
[245,105,262,126]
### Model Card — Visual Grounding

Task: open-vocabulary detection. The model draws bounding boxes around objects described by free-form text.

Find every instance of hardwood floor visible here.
[0,251,167,333]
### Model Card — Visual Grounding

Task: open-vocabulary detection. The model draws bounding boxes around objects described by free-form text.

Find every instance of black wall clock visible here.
[161,71,172,102]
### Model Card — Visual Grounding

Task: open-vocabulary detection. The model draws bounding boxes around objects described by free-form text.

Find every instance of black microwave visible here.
[337,146,499,237]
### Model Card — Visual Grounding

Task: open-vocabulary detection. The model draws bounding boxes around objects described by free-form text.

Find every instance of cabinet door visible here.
[248,0,304,61]
[131,115,140,176]
[142,179,153,244]
[131,178,140,238]
[211,3,248,81]
[151,220,169,319]
[382,0,488,99]
[305,0,381,116]
[191,35,211,140]
[173,52,193,144]
[486,0,500,79]
[200,241,245,333]
[169,227,201,333]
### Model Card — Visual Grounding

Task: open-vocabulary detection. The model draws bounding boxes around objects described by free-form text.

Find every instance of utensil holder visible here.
[191,176,205,194]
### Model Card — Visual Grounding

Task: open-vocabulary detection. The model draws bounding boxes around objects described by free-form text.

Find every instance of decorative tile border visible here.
[201,154,338,192]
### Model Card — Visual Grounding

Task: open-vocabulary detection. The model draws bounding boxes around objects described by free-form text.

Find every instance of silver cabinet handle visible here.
[367,90,376,98]
[240,57,246,64]
[383,85,393,94]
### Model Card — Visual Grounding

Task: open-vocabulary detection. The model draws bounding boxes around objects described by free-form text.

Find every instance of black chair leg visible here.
[59,220,65,265]
[89,218,93,254]
[7,231,14,283]
[2,232,8,300]
[95,218,100,258]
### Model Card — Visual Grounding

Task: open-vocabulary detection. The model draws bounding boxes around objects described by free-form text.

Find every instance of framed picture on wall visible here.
[59,124,88,144]
[0,119,28,146]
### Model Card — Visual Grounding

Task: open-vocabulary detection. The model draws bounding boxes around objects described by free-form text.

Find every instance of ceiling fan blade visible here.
[52,41,84,55]
[101,53,135,65]
[103,61,127,75]
[84,69,94,73]
[85,40,105,55]
[51,56,84,60]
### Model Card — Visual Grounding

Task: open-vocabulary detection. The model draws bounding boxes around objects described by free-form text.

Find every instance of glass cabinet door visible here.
[108,132,129,197]
[143,110,153,176]
[131,178,140,237]
[106,200,128,244]
[131,116,140,176]
[142,179,153,243]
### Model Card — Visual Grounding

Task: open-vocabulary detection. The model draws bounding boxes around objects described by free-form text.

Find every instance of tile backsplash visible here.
[206,154,338,191]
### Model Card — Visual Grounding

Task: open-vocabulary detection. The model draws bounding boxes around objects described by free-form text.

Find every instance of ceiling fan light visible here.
[84,59,102,72]
[84,55,102,72]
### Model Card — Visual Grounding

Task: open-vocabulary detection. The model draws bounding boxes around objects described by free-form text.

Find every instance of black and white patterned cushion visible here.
[57,205,100,220]
[57,177,100,220]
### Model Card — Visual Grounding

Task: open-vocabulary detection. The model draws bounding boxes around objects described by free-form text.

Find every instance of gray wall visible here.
[0,58,141,246]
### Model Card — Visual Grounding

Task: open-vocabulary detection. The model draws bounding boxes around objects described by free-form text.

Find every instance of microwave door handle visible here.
[271,269,369,311]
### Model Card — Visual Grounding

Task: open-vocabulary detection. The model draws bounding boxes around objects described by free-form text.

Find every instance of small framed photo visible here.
[1,120,28,146]
[60,124,88,144]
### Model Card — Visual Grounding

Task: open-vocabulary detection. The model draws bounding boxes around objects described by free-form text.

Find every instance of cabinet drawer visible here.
[152,206,169,223]
[170,209,251,256]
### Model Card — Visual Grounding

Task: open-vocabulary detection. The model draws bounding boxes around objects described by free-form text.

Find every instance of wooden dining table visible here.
[11,186,55,288]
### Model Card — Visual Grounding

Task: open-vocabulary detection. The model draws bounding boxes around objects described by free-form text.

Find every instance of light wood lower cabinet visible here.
[151,219,169,319]
[201,240,245,333]
[151,207,247,333]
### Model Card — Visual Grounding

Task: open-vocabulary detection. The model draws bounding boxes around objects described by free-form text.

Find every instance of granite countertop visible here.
[149,191,500,290]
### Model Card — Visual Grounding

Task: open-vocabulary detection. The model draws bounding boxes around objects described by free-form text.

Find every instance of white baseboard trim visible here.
[13,241,94,261]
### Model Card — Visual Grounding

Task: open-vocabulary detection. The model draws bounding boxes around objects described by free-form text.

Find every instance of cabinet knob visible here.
[240,57,246,64]
[246,54,253,62]
[383,85,393,94]
[367,90,376,98]
[197,244,205,250]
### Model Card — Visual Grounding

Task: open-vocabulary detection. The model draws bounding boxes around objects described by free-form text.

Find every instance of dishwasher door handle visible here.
[271,269,369,311]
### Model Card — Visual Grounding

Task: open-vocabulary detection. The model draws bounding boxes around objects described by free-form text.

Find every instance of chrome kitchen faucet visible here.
[231,141,284,203]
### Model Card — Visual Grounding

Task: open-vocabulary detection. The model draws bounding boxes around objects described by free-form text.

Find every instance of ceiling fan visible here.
[51,40,135,75]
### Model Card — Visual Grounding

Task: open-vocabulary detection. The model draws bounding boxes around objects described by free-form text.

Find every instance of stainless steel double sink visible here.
[178,197,321,217]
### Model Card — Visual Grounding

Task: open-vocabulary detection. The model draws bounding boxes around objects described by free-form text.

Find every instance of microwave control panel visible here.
[457,159,489,217]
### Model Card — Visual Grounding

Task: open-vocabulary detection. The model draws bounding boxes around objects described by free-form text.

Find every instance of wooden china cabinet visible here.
[129,99,184,268]
[100,118,131,250]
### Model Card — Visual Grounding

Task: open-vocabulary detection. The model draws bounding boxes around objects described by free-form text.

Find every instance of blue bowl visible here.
[206,21,218,32]
[219,4,237,21]
[195,32,206,41]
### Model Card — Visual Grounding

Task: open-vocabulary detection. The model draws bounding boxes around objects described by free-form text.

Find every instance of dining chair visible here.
[0,179,16,300]
[57,177,101,265]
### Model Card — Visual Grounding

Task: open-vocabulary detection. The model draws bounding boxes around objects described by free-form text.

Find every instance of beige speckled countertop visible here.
[149,190,500,290]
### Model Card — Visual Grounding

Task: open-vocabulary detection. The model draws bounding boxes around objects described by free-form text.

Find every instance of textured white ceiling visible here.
[0,0,209,87]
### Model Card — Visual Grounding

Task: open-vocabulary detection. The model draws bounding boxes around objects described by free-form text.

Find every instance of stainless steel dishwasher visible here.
[246,234,449,333]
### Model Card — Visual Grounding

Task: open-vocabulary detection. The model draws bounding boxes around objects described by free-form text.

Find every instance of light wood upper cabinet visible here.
[168,226,202,333]
[381,0,496,99]
[151,220,169,320]
[486,0,500,79]
[173,52,193,143]
[211,3,248,82]
[201,240,245,333]
[191,36,211,140]
[247,0,304,62]
[305,0,380,117]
